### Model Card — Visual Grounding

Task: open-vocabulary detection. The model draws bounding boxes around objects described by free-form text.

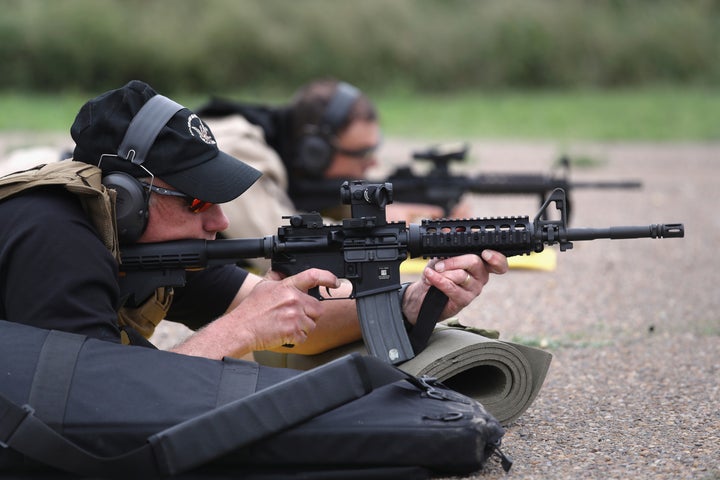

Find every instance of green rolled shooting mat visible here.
[254,324,552,425]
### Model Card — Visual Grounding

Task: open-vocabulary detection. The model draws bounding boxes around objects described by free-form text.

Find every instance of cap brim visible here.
[161,150,262,204]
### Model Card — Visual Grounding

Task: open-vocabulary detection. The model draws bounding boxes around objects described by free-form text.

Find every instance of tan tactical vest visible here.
[0,161,172,342]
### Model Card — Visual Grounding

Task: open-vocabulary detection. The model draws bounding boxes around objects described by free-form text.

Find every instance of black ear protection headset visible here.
[101,95,184,244]
[295,82,360,178]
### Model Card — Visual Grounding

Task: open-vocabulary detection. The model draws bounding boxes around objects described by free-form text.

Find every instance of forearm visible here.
[269,298,361,355]
[170,312,257,360]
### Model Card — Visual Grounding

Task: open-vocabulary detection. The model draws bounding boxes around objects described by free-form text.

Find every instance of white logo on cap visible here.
[187,114,216,145]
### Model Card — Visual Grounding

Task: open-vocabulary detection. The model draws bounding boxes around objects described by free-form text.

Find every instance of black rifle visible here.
[288,143,643,220]
[119,181,683,365]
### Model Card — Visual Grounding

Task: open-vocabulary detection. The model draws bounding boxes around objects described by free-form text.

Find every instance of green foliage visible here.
[0,0,719,94]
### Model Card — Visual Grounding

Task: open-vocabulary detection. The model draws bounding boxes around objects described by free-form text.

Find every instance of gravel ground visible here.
[380,140,719,480]
[2,134,718,479]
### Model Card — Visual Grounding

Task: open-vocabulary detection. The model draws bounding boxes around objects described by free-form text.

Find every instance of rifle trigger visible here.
[308,286,322,300]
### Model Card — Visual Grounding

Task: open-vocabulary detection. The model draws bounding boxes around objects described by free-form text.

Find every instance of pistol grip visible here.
[356,291,415,365]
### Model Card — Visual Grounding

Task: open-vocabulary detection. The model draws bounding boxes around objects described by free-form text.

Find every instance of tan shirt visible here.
[207,115,326,272]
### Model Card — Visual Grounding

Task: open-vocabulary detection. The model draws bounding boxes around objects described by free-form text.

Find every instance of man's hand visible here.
[401,251,508,324]
[235,268,340,351]
[172,268,340,359]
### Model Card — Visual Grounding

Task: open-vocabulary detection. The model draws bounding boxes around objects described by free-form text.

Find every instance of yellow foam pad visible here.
[400,249,557,274]
[507,249,557,271]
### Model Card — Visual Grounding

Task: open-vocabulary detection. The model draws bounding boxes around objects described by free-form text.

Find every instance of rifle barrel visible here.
[565,223,684,241]
[571,180,643,189]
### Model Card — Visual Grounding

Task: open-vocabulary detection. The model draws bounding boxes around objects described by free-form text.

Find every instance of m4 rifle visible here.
[288,143,643,220]
[120,181,683,365]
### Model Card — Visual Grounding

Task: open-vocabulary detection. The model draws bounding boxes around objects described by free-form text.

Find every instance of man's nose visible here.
[203,204,230,233]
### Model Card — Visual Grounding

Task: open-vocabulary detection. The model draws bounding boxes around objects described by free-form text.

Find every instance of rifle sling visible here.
[0,347,408,478]
[408,286,448,354]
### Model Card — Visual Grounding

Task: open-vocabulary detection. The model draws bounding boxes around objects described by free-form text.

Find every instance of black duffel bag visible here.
[0,320,510,479]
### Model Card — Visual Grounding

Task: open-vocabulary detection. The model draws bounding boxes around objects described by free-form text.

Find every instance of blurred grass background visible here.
[1,0,718,140]
[2,87,718,141]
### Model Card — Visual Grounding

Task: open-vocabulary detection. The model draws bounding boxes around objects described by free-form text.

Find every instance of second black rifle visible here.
[289,143,642,220]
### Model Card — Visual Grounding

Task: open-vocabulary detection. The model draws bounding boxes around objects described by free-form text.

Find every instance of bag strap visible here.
[149,353,407,476]
[215,357,260,407]
[0,399,156,477]
[28,330,85,432]
[0,351,409,478]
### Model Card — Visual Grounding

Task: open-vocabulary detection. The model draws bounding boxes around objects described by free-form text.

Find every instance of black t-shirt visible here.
[0,187,248,346]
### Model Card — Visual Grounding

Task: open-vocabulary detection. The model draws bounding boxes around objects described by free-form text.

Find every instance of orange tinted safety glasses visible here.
[140,182,214,214]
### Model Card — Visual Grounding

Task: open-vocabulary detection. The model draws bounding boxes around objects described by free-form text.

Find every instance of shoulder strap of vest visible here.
[0,161,119,259]
[0,349,413,478]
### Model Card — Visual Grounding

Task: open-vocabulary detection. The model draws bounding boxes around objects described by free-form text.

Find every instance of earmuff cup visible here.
[296,134,335,178]
[294,82,360,178]
[102,172,149,244]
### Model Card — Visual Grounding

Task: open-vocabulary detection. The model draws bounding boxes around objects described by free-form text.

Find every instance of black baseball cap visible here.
[71,80,261,204]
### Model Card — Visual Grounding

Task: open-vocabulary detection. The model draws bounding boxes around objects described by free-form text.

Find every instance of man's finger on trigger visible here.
[287,269,327,291]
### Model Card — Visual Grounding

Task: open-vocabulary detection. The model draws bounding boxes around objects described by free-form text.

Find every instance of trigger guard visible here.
[308,285,352,301]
